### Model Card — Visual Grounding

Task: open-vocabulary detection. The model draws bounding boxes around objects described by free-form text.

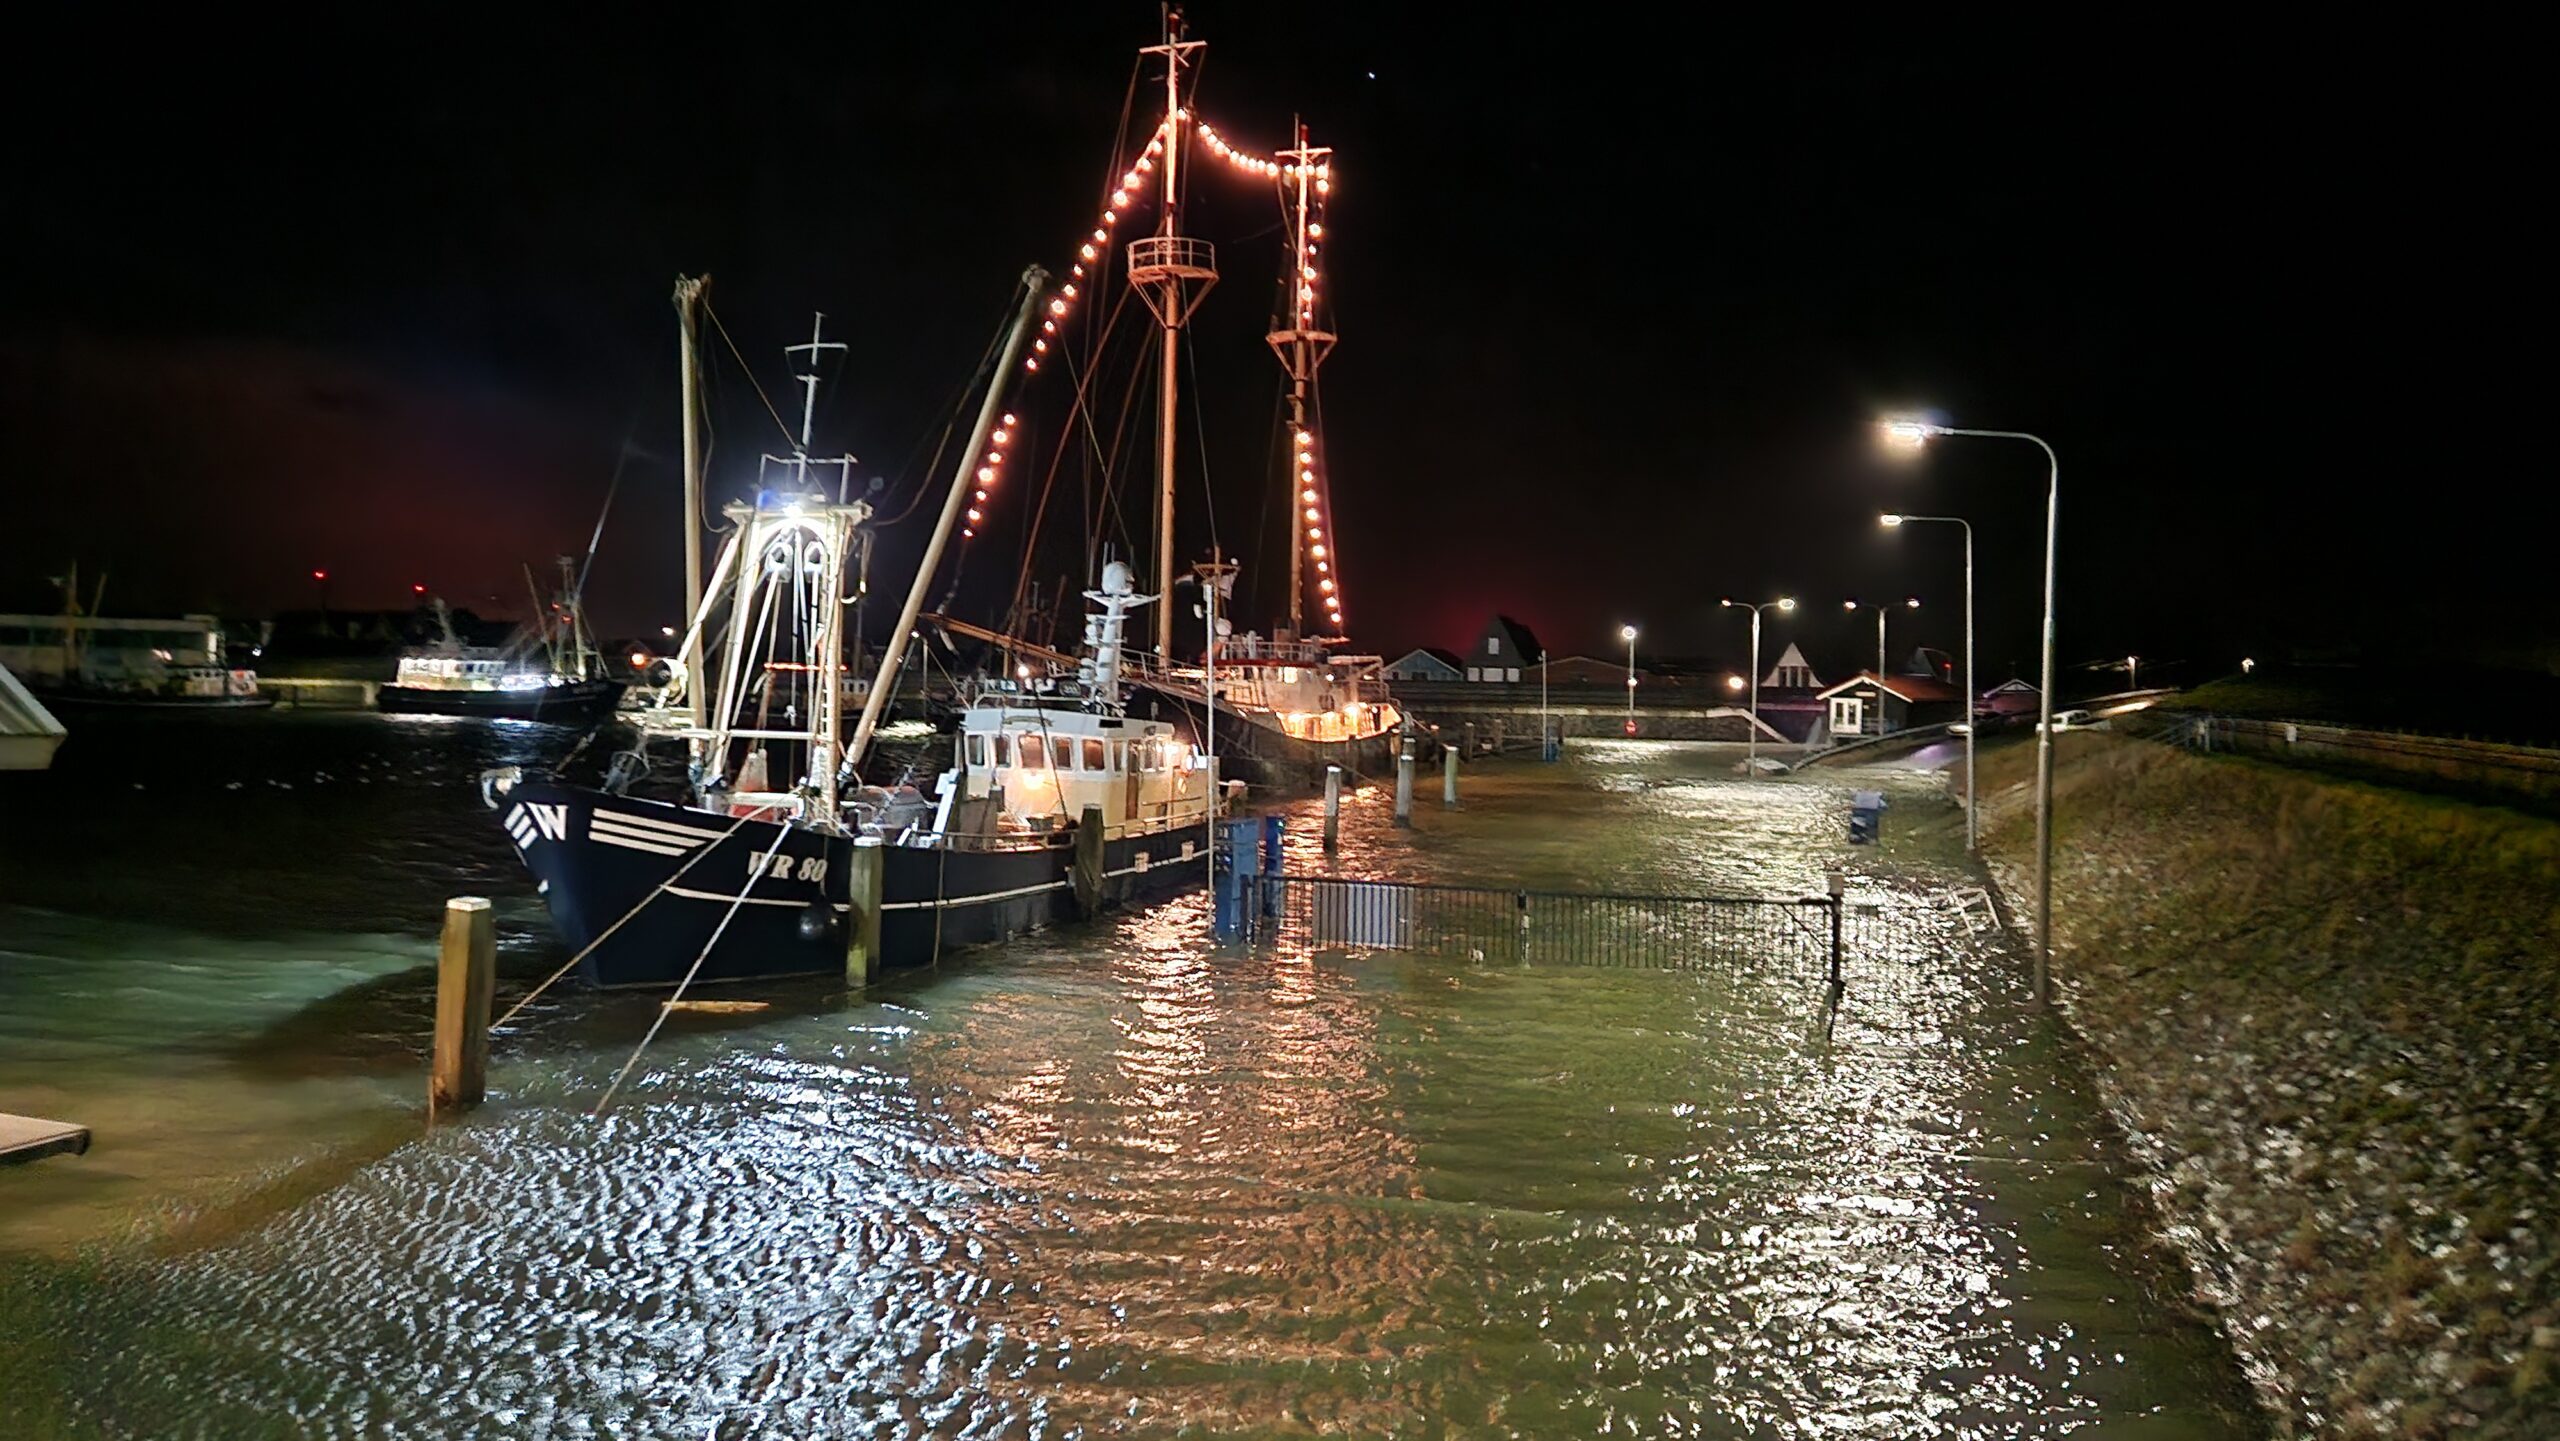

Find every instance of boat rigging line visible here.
[489,803,784,1034]
[592,817,799,1115]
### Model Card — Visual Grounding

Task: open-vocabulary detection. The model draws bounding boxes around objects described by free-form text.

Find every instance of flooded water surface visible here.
[0,717,2263,1438]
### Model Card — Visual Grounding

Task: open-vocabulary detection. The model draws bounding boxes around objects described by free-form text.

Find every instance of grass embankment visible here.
[1978,737,2559,1437]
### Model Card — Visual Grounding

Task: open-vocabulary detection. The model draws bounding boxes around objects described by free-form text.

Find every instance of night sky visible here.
[5,10,2540,685]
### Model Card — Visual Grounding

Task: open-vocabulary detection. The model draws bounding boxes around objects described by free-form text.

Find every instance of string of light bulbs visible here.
[972,105,1349,635]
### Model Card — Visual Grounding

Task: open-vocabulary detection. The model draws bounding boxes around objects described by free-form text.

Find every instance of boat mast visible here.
[846,267,1050,768]
[674,276,710,731]
[1132,9,1214,660]
[1269,119,1335,640]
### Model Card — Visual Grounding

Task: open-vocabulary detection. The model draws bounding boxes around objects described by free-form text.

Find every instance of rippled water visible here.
[0,717,2262,1438]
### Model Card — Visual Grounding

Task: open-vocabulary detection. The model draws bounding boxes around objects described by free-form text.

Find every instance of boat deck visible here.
[0,1113,92,1166]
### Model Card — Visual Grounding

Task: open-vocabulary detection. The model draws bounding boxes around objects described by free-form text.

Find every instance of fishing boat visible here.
[378,582,624,726]
[485,285,1231,987]
[0,570,270,711]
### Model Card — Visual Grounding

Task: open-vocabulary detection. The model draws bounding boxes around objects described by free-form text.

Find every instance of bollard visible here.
[1394,733,1415,828]
[1322,764,1342,851]
[1489,718,1504,754]
[430,896,495,1122]
[1462,721,1476,757]
[1443,743,1460,808]
[845,836,885,985]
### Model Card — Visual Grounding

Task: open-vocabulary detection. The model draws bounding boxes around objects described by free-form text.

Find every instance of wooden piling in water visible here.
[1394,732,1415,828]
[1072,804,1106,916]
[1443,744,1460,808]
[1322,765,1342,851]
[845,836,885,985]
[430,896,495,1122]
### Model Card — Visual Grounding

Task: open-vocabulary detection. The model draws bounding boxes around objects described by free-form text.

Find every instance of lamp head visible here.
[1880,418,1941,448]
[1843,599,1858,612]
[1620,624,1638,642]
[1879,513,1904,527]
[1905,597,1920,610]
[1719,597,1734,609]
[1776,597,1796,612]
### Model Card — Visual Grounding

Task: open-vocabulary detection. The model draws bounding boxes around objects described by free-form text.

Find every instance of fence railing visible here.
[2153,711,2560,809]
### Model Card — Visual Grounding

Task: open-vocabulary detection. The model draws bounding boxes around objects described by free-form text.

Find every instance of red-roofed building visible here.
[1815,671,1964,739]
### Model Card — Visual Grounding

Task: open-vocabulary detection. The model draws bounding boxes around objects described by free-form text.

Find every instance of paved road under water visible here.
[0,715,2265,1438]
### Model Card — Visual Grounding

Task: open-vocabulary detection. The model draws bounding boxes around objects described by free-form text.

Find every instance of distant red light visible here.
[411,583,426,595]
[312,569,328,581]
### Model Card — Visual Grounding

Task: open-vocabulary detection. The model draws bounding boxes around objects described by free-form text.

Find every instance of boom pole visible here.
[846,267,1050,768]
[673,276,709,730]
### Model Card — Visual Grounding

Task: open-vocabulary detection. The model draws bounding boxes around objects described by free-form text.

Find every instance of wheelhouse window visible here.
[992,733,1011,766]
[1082,738,1106,771]
[967,734,989,767]
[1016,733,1047,768]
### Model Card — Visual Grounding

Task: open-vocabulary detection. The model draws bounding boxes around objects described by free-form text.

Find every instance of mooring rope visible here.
[593,818,799,1116]
[492,804,779,1033]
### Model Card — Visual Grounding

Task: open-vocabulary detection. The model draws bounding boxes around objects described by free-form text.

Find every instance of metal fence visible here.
[1247,873,1978,1040]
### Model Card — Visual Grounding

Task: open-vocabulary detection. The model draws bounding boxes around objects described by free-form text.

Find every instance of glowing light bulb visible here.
[967,508,981,523]
[1304,506,1319,521]
[1311,544,1326,557]
[992,430,1009,444]
[1033,338,1047,353]
[1110,190,1128,208]
[1301,488,1317,502]
[1049,299,1066,316]
[1294,432,1313,447]
[1002,414,1016,426]
[977,467,995,483]
[1320,579,1334,592]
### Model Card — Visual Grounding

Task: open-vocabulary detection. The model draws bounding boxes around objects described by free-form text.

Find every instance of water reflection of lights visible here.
[5,730,2259,1437]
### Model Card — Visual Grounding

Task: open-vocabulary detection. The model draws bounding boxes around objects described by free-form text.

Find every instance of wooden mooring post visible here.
[1394,732,1415,828]
[1443,743,1460,808]
[1322,764,1342,851]
[430,896,495,1122]
[845,836,885,985]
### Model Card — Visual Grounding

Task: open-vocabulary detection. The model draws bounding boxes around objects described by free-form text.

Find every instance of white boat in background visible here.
[0,661,66,770]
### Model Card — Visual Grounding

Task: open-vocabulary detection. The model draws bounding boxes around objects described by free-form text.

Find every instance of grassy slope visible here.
[1978,736,2559,1438]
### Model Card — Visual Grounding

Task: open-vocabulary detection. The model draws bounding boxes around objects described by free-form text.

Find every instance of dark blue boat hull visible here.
[499,781,1210,987]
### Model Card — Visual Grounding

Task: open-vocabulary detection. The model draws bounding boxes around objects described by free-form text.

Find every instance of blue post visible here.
[1214,817,1262,941]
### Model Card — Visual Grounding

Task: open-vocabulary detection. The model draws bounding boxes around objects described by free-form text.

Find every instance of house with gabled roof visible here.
[1816,670,1965,739]
[1383,647,1463,683]
[1465,615,1541,683]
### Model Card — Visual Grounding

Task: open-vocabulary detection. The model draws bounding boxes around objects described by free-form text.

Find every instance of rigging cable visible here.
[702,300,801,448]
[593,817,799,1115]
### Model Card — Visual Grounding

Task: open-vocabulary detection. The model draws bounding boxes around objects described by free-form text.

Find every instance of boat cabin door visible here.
[963,731,995,800]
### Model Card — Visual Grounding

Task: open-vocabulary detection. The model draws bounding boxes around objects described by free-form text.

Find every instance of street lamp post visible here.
[1883,419,2060,1007]
[1842,596,1919,733]
[1620,624,1639,734]
[1883,514,1974,850]
[1719,597,1795,769]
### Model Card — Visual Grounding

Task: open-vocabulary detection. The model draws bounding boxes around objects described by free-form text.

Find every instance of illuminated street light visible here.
[1844,597,1921,711]
[1882,513,1976,851]
[1720,597,1795,769]
[1620,625,1639,732]
[1882,414,2061,1006]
